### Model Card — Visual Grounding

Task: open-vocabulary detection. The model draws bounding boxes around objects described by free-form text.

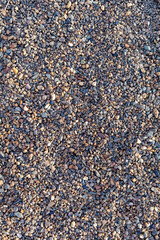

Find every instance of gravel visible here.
[0,0,160,239]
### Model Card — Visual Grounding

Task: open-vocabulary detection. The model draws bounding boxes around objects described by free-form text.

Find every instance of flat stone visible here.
[0,179,4,186]
[15,107,21,112]
[46,74,51,79]
[42,112,48,118]
[12,67,18,74]
[71,221,75,228]
[15,212,23,218]
[51,93,56,101]
[144,46,151,51]
[153,108,159,118]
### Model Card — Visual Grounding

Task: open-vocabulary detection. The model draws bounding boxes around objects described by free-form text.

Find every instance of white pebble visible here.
[51,93,56,101]
[71,221,75,228]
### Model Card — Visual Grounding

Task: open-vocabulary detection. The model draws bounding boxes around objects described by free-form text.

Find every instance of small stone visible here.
[15,107,21,112]
[132,178,137,182]
[67,1,71,8]
[137,139,141,144]
[0,179,4,186]
[101,5,105,11]
[17,233,22,238]
[51,93,56,101]
[45,103,51,110]
[46,73,51,79]
[68,42,73,47]
[98,132,105,139]
[19,73,23,79]
[4,184,10,190]
[104,235,108,240]
[127,2,133,7]
[95,184,101,191]
[51,165,56,172]
[144,46,151,51]
[124,43,130,48]
[0,174,4,180]
[25,84,31,89]
[10,43,17,49]
[51,195,55,201]
[71,221,75,228]
[140,234,144,239]
[81,59,86,65]
[110,177,114,186]
[0,152,4,158]
[83,176,88,181]
[50,41,54,46]
[156,72,160,77]
[32,72,39,79]
[42,112,47,118]
[126,11,132,16]
[12,67,18,74]
[69,148,75,152]
[151,187,160,194]
[92,82,97,87]
[24,106,29,111]
[15,212,23,218]
[47,201,55,209]
[79,82,84,86]
[153,170,159,178]
[153,108,159,118]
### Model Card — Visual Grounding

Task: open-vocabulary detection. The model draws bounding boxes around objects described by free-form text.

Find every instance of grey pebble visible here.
[41,112,48,118]
[15,212,23,218]
[46,74,51,79]
[15,107,21,112]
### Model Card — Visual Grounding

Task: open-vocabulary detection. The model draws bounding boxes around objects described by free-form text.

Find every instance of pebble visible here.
[25,84,31,89]
[19,73,23,80]
[101,5,105,11]
[24,106,29,111]
[46,74,51,79]
[12,67,18,74]
[71,221,76,228]
[144,46,151,51]
[0,180,4,186]
[68,42,73,47]
[41,112,48,118]
[15,107,21,112]
[51,93,56,101]
[15,212,23,218]
[137,139,142,144]
[124,43,130,48]
[67,1,72,9]
[153,108,159,118]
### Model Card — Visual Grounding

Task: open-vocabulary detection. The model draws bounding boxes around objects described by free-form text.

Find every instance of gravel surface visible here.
[0,0,160,239]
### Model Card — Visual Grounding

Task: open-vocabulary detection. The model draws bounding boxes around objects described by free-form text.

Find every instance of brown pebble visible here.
[0,179,4,186]
[98,132,105,139]
[156,72,160,77]
[110,177,114,186]
[153,108,159,118]
[69,148,75,152]
[124,43,130,48]
[94,184,102,191]
[12,67,18,74]
[10,43,17,49]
